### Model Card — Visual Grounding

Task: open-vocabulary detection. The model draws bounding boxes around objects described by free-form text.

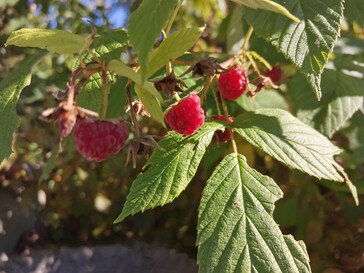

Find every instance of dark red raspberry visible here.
[164,93,205,136]
[265,66,282,83]
[218,67,247,100]
[211,115,233,143]
[73,119,129,162]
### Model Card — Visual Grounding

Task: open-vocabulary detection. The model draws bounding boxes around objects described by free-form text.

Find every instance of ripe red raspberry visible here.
[265,66,282,83]
[211,115,233,143]
[164,93,205,136]
[218,67,247,100]
[73,119,129,162]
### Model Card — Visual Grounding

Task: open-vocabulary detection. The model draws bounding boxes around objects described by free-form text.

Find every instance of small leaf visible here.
[128,0,178,81]
[232,0,300,22]
[0,50,47,164]
[134,84,165,126]
[197,153,311,273]
[114,122,224,223]
[147,27,205,77]
[91,29,129,61]
[6,28,87,54]
[232,108,344,182]
[108,60,165,126]
[244,0,345,99]
[289,60,364,137]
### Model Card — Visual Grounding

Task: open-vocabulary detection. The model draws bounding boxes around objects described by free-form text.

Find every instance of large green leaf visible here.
[6,28,87,54]
[232,108,344,182]
[128,0,178,81]
[108,60,165,126]
[147,27,204,77]
[232,0,300,22]
[197,153,311,273]
[114,122,223,223]
[0,50,47,165]
[289,58,364,137]
[244,0,344,99]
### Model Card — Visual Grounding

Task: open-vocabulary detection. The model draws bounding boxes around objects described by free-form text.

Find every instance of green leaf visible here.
[232,0,300,22]
[244,0,344,99]
[6,28,87,54]
[289,61,364,137]
[106,77,128,119]
[91,29,129,61]
[108,60,165,126]
[77,73,104,114]
[0,50,47,164]
[235,89,289,111]
[114,122,223,223]
[128,0,178,81]
[232,108,344,182]
[197,153,311,273]
[134,84,165,126]
[147,27,204,77]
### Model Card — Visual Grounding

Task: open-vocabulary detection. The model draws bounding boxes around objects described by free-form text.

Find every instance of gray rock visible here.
[0,243,198,273]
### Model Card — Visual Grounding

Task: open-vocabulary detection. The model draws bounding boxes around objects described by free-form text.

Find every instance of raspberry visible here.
[73,119,129,162]
[211,116,233,143]
[164,93,205,136]
[218,67,247,100]
[265,66,282,83]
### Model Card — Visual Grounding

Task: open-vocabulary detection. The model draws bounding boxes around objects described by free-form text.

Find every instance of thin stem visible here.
[211,79,222,116]
[165,0,184,36]
[219,89,238,154]
[241,25,254,52]
[101,70,109,120]
[127,83,141,138]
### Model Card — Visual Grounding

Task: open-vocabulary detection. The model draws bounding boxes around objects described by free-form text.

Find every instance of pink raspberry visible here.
[211,115,233,143]
[73,119,129,162]
[164,93,205,136]
[265,66,282,83]
[218,67,247,100]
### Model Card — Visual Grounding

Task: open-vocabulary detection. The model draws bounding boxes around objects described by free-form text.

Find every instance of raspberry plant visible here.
[1,0,364,272]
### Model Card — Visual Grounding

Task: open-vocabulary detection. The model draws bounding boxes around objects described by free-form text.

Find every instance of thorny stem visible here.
[219,88,238,154]
[126,82,141,138]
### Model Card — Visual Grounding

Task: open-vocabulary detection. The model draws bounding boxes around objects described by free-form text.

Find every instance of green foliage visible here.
[128,0,178,81]
[1,1,364,272]
[6,29,87,54]
[108,60,165,126]
[114,122,223,223]
[232,0,300,22]
[0,50,47,165]
[197,153,310,273]
[147,27,205,77]
[289,61,364,137]
[244,0,344,99]
[232,109,345,182]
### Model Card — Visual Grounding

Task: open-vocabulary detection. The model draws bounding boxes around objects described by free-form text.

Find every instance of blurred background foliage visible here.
[0,1,364,272]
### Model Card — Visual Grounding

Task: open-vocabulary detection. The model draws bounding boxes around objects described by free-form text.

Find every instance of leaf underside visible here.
[114,122,224,223]
[197,153,311,273]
